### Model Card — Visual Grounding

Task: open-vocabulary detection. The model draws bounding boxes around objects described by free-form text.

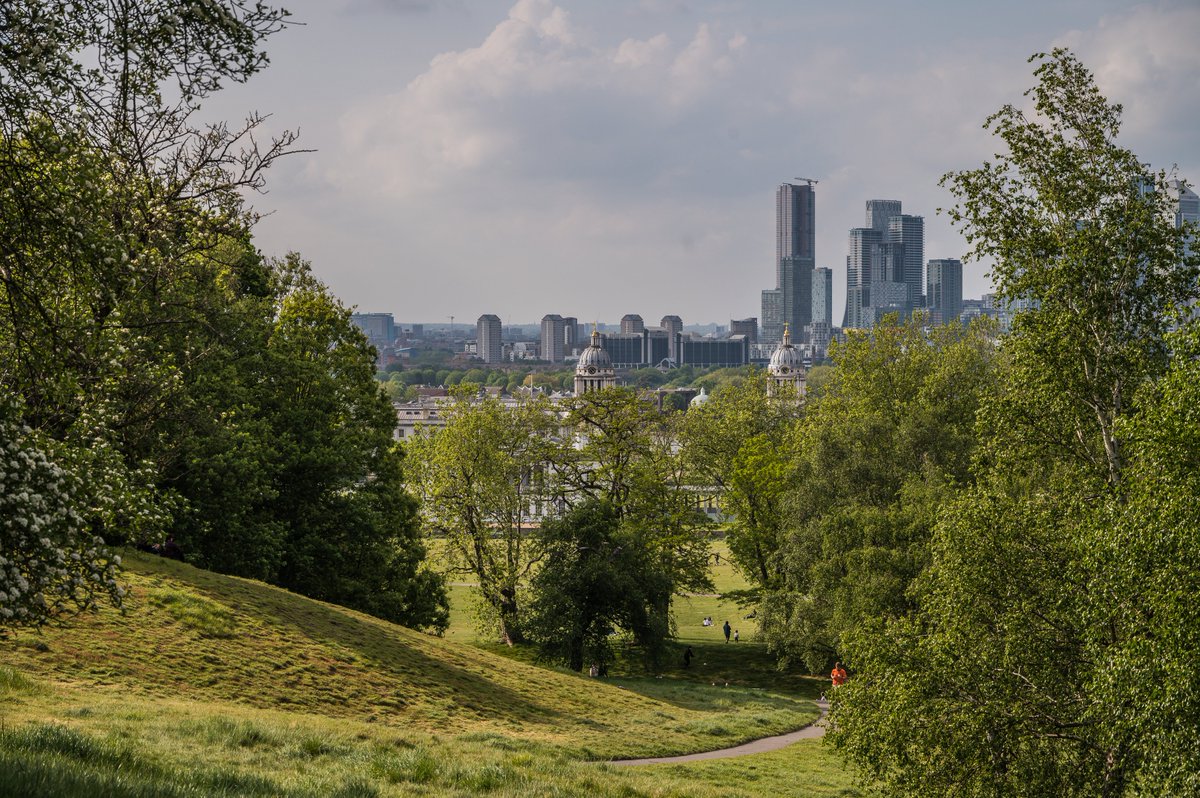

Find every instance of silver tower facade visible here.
[763,182,816,343]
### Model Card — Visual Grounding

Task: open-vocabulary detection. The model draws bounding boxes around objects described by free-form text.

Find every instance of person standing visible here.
[733,629,739,642]
[683,646,694,668]
[723,620,731,642]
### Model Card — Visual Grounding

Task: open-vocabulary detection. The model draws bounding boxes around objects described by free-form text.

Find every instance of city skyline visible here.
[203,1,1198,324]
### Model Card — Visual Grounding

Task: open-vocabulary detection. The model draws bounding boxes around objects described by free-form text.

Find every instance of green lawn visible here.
[0,546,858,796]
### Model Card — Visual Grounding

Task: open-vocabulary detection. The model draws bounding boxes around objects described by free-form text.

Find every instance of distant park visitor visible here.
[683,646,694,668]
[831,662,848,687]
[733,629,739,642]
[723,620,731,642]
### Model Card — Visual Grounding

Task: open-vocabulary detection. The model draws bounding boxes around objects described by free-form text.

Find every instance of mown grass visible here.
[0,547,857,796]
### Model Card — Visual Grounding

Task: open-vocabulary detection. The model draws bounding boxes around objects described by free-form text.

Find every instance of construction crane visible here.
[793,177,819,186]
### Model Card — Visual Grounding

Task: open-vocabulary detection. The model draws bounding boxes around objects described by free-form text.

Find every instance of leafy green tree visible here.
[559,388,713,662]
[405,392,557,644]
[677,371,803,589]
[830,50,1200,797]
[525,500,673,672]
[761,316,999,672]
[0,1,293,621]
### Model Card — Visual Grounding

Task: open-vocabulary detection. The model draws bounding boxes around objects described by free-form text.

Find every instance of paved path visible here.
[607,700,828,766]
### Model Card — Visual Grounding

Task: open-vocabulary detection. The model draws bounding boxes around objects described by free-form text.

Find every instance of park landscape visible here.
[0,545,852,797]
[3,2,1200,797]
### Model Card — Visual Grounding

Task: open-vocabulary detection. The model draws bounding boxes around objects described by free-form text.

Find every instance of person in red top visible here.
[831,662,848,687]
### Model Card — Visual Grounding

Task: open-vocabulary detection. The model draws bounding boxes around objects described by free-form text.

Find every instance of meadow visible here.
[0,548,860,796]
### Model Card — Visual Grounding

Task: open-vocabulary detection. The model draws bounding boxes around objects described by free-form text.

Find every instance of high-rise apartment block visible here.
[476,314,503,364]
[540,314,566,363]
[811,267,833,326]
[762,182,816,343]
[926,259,963,326]
[620,314,645,334]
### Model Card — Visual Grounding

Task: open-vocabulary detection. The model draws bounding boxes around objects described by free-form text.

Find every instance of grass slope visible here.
[1,551,858,797]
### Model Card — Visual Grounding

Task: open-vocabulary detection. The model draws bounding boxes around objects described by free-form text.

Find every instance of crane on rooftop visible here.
[793,177,819,186]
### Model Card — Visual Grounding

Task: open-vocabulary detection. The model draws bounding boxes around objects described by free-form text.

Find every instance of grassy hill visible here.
[0,551,857,797]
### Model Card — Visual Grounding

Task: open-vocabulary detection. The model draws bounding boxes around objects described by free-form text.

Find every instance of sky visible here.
[205,0,1200,327]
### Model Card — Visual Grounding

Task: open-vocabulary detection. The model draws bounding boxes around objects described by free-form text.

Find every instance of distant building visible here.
[766,325,806,398]
[660,315,683,361]
[926,259,963,326]
[676,334,749,368]
[761,182,817,344]
[574,329,617,395]
[887,214,925,312]
[811,268,833,327]
[620,314,645,334]
[476,314,503,364]
[350,313,395,347]
[730,317,758,344]
[540,314,566,362]
[562,316,582,355]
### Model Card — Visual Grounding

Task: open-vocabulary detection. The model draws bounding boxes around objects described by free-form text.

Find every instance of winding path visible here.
[607,699,828,766]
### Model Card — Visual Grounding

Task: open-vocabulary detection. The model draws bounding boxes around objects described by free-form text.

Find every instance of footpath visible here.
[608,699,828,766]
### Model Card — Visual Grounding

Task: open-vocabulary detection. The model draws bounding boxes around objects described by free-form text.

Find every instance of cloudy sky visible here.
[206,0,1200,327]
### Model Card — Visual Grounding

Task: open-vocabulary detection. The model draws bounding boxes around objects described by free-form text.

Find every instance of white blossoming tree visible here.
[0,398,123,630]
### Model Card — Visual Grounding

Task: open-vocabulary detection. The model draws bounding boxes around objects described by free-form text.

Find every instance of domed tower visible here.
[574,328,617,395]
[767,325,806,398]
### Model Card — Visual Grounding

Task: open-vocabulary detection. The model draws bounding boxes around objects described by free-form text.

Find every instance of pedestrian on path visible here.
[723,620,731,642]
[831,661,848,687]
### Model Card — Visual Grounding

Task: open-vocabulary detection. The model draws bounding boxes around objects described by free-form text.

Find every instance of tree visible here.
[761,316,999,673]
[405,391,557,644]
[677,371,803,590]
[829,50,1200,796]
[0,1,294,626]
[525,500,674,672]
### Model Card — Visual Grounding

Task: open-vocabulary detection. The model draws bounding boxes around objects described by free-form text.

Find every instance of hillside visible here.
[0,551,853,797]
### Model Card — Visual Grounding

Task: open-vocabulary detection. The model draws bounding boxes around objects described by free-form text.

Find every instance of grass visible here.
[0,547,859,796]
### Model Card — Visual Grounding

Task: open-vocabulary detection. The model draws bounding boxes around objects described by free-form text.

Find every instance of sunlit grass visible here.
[0,547,855,796]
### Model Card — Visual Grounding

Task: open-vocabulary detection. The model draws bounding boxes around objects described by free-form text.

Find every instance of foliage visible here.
[405,391,557,643]
[761,316,1000,673]
[525,500,675,671]
[829,50,1200,797]
[677,371,803,589]
[0,398,124,629]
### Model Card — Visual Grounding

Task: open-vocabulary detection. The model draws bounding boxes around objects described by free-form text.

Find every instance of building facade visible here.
[540,314,566,363]
[762,182,817,344]
[476,314,502,364]
[926,259,963,326]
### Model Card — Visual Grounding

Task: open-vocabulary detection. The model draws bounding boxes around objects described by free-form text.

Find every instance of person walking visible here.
[831,661,848,687]
[683,646,694,669]
[733,629,739,642]
[722,620,731,643]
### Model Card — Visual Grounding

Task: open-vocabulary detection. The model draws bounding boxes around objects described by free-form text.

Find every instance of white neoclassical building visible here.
[767,324,806,398]
[574,328,618,395]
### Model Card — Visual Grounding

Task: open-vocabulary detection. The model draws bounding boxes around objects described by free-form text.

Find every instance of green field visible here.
[0,549,860,796]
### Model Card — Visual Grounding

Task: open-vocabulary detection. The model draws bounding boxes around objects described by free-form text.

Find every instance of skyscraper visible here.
[763,181,816,342]
[844,227,884,329]
[926,259,963,326]
[811,267,833,327]
[476,314,502,364]
[887,214,925,310]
